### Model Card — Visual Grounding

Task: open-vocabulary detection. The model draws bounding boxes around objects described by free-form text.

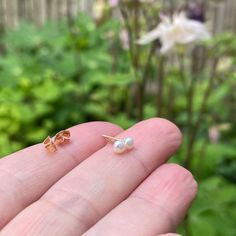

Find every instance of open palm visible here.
[0,118,197,236]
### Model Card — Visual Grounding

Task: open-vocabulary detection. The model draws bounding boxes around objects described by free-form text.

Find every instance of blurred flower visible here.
[137,12,211,54]
[208,126,220,144]
[120,29,129,50]
[208,123,231,144]
[109,0,119,7]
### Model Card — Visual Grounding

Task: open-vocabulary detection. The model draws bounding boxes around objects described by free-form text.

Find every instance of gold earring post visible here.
[102,134,120,143]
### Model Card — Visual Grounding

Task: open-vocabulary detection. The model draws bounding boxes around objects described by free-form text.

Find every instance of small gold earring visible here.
[43,136,57,153]
[43,130,71,153]
[54,130,71,145]
[102,135,134,154]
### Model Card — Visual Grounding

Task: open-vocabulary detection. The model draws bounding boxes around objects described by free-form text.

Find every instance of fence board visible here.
[33,0,46,25]
[57,0,67,19]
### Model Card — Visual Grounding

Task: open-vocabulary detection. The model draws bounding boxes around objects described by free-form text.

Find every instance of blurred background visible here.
[0,0,236,235]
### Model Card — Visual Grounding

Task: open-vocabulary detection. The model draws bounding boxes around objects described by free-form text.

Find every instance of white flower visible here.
[137,12,211,54]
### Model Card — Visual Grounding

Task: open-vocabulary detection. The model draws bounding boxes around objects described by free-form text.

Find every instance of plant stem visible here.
[196,138,208,178]
[184,213,193,236]
[167,80,175,119]
[120,1,142,120]
[133,0,143,121]
[187,47,199,136]
[119,5,134,62]
[137,43,156,119]
[184,58,219,168]
[119,4,135,118]
[177,52,188,91]
[157,56,165,117]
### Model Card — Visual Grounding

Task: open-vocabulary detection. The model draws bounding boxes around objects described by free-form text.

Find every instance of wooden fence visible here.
[0,0,235,34]
[0,0,95,27]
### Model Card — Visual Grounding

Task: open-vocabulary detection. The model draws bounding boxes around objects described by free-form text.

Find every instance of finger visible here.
[0,122,122,228]
[84,164,197,236]
[1,118,182,236]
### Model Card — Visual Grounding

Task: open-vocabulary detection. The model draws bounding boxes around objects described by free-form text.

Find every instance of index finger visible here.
[0,122,122,229]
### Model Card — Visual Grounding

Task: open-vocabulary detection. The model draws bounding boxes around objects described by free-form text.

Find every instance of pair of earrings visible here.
[43,131,134,155]
[43,130,71,153]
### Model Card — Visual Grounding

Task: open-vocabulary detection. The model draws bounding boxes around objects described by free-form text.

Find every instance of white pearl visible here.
[124,137,134,150]
[113,140,125,154]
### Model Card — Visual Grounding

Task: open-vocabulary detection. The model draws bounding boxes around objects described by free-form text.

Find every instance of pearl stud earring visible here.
[102,135,134,154]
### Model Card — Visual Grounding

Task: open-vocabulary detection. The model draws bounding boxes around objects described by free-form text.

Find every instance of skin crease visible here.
[159,234,182,236]
[0,119,197,236]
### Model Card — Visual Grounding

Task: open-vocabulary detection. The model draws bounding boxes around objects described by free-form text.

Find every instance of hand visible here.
[0,118,197,236]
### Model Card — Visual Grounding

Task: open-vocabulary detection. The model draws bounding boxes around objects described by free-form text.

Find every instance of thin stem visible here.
[119,5,134,61]
[157,56,165,117]
[119,3,135,118]
[177,52,188,91]
[196,138,209,178]
[138,43,156,119]
[184,213,193,236]
[166,80,175,119]
[142,43,156,92]
[133,0,143,120]
[184,58,219,168]
[120,2,142,120]
[187,47,199,135]
[168,0,175,15]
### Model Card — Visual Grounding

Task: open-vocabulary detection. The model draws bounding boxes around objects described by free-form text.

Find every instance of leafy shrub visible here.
[0,15,134,156]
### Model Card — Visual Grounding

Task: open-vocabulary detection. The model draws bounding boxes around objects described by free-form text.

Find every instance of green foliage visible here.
[0,14,133,156]
[188,177,236,236]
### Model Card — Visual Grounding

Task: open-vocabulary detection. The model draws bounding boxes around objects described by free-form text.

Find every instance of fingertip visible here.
[159,163,198,200]
[132,163,198,227]
[133,118,183,154]
[136,163,198,203]
[147,118,183,147]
